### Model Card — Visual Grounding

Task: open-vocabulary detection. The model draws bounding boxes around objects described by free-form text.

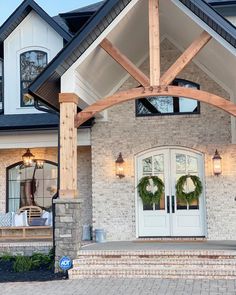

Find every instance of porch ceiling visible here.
[67,0,236,107]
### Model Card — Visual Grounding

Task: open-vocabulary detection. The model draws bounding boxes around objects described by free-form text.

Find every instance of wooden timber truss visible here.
[59,0,236,198]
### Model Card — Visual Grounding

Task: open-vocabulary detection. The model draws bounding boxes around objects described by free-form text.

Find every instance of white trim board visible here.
[0,129,91,149]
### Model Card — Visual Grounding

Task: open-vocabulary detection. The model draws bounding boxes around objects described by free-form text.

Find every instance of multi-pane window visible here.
[136,79,200,116]
[7,161,57,212]
[20,51,47,107]
[0,59,3,110]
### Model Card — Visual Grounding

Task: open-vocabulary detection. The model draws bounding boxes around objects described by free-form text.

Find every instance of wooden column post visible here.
[149,0,160,86]
[59,93,78,199]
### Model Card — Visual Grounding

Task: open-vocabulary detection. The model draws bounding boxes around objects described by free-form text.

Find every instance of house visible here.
[1,0,236,274]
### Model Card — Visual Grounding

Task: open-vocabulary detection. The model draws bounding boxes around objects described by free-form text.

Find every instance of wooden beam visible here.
[59,93,78,199]
[100,38,149,86]
[149,0,160,85]
[160,31,212,85]
[75,86,236,127]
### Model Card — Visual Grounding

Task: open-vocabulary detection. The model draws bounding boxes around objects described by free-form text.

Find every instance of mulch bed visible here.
[0,260,68,282]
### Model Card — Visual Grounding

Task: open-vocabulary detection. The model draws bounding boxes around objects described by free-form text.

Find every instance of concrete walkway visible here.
[2,278,236,295]
[81,240,236,251]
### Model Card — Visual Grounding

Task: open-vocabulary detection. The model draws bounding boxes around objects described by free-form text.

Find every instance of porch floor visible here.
[81,240,236,251]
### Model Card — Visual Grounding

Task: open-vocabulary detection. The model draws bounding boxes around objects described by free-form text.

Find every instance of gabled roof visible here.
[29,0,131,111]
[63,1,104,14]
[0,0,72,43]
[29,0,236,112]
[58,1,105,34]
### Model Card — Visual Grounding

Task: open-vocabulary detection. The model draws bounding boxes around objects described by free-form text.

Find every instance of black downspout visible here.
[34,99,60,265]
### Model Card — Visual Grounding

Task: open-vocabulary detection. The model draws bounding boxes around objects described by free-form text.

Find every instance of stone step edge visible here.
[70,265,236,271]
[73,260,236,266]
[69,268,236,276]
[69,273,236,280]
[77,251,236,257]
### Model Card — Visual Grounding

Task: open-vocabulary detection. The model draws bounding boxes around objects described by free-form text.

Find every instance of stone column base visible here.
[54,198,82,271]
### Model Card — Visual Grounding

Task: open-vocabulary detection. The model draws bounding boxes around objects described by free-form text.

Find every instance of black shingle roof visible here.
[64,1,105,14]
[0,113,92,131]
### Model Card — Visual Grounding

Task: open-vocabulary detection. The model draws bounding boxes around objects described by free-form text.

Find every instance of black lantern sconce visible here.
[22,149,44,169]
[115,153,125,178]
[22,148,35,167]
[212,149,222,176]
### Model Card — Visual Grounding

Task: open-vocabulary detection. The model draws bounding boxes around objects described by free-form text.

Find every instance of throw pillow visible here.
[0,212,12,227]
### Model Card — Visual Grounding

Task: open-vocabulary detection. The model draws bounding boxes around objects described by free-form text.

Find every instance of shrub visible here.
[13,256,32,272]
[31,252,53,270]
[0,253,14,262]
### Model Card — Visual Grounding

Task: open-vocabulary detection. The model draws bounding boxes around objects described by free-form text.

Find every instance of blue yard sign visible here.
[59,256,72,271]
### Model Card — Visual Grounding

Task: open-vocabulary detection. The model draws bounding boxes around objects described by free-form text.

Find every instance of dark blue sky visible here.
[0,0,100,25]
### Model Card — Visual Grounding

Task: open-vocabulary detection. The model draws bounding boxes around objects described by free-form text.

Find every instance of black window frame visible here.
[0,58,3,111]
[20,50,48,107]
[6,160,58,212]
[135,78,200,117]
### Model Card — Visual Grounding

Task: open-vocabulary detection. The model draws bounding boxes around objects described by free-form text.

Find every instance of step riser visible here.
[74,259,236,267]
[71,265,236,271]
[70,250,236,280]
[69,274,236,280]
[69,270,236,279]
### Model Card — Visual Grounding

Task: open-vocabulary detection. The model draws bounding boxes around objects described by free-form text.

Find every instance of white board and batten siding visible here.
[4,10,64,115]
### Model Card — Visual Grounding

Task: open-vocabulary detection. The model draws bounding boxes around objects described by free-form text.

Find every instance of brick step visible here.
[70,250,236,279]
[71,263,236,271]
[78,250,236,257]
[73,257,236,267]
[69,267,236,280]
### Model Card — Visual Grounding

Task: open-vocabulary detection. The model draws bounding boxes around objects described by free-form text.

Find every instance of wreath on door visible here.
[137,176,164,205]
[176,174,203,203]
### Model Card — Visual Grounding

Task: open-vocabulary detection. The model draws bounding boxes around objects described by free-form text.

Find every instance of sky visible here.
[0,0,101,25]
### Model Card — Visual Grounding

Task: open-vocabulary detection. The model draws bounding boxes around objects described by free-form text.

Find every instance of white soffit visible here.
[61,0,148,106]
[62,0,236,108]
[169,0,236,94]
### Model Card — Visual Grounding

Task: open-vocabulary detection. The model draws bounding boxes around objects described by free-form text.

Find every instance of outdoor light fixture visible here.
[212,149,222,176]
[115,153,125,178]
[36,160,44,169]
[22,148,35,167]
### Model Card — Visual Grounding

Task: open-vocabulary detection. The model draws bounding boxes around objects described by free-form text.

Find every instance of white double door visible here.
[137,148,205,237]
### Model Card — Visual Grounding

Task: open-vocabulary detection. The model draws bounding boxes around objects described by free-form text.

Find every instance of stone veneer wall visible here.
[91,39,236,241]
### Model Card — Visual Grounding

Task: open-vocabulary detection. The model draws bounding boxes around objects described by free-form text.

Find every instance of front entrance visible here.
[137,147,205,237]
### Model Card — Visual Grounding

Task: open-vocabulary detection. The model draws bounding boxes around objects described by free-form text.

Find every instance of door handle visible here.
[167,195,170,213]
[172,195,175,213]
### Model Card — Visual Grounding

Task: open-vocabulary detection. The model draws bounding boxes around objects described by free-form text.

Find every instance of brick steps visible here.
[69,250,236,280]
[74,258,236,267]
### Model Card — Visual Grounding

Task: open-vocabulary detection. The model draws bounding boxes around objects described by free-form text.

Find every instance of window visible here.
[20,51,47,107]
[7,161,57,212]
[0,59,3,110]
[136,79,200,116]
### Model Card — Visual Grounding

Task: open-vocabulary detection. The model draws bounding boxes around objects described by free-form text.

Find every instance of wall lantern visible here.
[115,153,125,178]
[36,160,44,169]
[212,149,222,176]
[22,148,35,167]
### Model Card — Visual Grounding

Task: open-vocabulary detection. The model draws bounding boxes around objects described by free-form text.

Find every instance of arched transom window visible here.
[7,161,57,212]
[20,50,47,106]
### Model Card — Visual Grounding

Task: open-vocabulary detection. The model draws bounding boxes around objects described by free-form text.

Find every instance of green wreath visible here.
[176,175,203,203]
[137,176,164,205]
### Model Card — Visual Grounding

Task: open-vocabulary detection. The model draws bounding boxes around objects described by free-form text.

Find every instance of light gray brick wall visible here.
[91,39,236,241]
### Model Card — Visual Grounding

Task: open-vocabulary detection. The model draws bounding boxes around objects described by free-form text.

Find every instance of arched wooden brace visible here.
[75,86,236,128]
